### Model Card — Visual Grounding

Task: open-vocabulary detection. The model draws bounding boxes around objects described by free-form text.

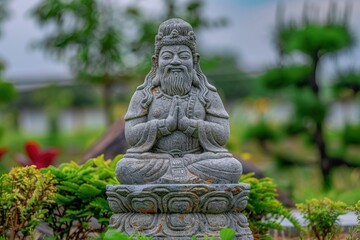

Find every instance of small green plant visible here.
[219,228,236,240]
[0,165,56,240]
[346,200,360,240]
[99,229,153,240]
[355,200,360,226]
[41,155,120,240]
[346,226,359,240]
[240,173,302,239]
[297,197,348,240]
[101,228,236,240]
[192,235,215,240]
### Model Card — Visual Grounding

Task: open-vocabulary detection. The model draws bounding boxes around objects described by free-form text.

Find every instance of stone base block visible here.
[109,212,253,239]
[107,184,250,214]
[106,183,253,239]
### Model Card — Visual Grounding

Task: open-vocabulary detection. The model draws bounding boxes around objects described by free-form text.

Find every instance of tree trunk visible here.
[102,79,113,127]
[310,54,331,191]
[48,109,59,146]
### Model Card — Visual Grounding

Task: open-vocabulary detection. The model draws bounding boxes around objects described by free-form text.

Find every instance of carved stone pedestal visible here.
[106,184,253,239]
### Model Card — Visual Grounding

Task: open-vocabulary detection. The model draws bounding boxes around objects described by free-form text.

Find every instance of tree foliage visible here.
[277,23,354,58]
[32,0,128,125]
[31,0,226,125]
[259,64,311,89]
[0,0,15,107]
[0,0,9,38]
[256,4,358,190]
[0,80,16,104]
[332,69,360,99]
[204,55,250,102]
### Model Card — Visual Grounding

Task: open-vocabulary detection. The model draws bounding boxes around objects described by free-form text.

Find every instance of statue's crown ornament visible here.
[155,18,197,61]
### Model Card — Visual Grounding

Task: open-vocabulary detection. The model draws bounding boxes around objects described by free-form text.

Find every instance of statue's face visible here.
[157,45,194,96]
[158,45,193,73]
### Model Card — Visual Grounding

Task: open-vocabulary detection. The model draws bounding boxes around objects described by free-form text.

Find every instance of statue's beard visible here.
[158,66,192,96]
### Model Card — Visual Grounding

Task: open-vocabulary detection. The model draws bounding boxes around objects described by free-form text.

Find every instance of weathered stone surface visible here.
[107,18,253,239]
[115,18,243,185]
[107,183,250,214]
[109,212,253,240]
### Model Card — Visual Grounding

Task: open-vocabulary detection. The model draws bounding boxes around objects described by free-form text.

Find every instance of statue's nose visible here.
[170,56,181,65]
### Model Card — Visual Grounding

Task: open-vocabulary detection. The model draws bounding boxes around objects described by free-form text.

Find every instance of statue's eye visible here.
[161,53,172,60]
[179,53,191,60]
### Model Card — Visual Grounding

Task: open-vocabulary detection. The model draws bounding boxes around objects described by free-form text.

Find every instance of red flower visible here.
[0,147,8,160]
[24,141,59,169]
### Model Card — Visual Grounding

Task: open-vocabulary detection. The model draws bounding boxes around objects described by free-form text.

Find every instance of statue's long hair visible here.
[137,54,216,109]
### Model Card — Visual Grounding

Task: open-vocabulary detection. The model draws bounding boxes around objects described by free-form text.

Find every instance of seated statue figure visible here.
[116,18,243,184]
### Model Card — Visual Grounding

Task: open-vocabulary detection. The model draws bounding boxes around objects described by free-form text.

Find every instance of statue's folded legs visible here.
[117,152,243,184]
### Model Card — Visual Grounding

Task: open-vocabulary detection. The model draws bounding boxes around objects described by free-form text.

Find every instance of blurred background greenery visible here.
[0,0,359,205]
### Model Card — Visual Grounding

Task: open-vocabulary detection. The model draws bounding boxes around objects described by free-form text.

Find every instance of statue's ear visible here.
[152,55,157,67]
[194,53,200,65]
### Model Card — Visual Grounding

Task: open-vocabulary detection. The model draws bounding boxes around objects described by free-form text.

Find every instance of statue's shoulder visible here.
[131,89,146,102]
[205,89,229,119]
[124,90,149,121]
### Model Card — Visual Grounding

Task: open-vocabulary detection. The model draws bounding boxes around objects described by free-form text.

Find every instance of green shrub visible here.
[0,81,16,104]
[0,166,56,240]
[296,198,348,240]
[343,124,360,145]
[98,229,152,240]
[244,121,278,143]
[41,155,120,240]
[240,173,301,239]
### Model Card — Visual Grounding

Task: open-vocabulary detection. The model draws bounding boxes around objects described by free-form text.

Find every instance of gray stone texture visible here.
[108,18,253,239]
[107,184,250,214]
[106,184,253,239]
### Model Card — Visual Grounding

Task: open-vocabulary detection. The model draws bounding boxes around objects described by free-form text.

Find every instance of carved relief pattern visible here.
[107,183,253,239]
[106,183,250,214]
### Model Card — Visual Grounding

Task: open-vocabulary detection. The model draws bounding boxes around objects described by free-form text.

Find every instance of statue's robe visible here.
[116,86,242,184]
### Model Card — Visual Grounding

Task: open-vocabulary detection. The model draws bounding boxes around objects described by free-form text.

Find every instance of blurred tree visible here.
[332,69,360,147]
[31,0,227,126]
[0,0,16,137]
[12,84,99,110]
[0,0,14,105]
[31,0,126,126]
[0,0,9,38]
[0,66,16,105]
[257,3,359,190]
[34,85,73,145]
[125,0,227,72]
[203,54,251,103]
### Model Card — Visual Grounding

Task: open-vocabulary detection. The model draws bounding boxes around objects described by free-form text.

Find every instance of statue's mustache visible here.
[164,65,187,73]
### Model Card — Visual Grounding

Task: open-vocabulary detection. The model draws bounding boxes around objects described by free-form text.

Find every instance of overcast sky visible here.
[0,0,359,80]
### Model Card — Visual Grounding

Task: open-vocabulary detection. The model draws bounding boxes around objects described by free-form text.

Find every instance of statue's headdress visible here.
[154,18,197,63]
[138,18,215,109]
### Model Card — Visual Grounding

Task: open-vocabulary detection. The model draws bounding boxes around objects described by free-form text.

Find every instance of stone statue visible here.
[107,18,253,239]
[116,18,243,185]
